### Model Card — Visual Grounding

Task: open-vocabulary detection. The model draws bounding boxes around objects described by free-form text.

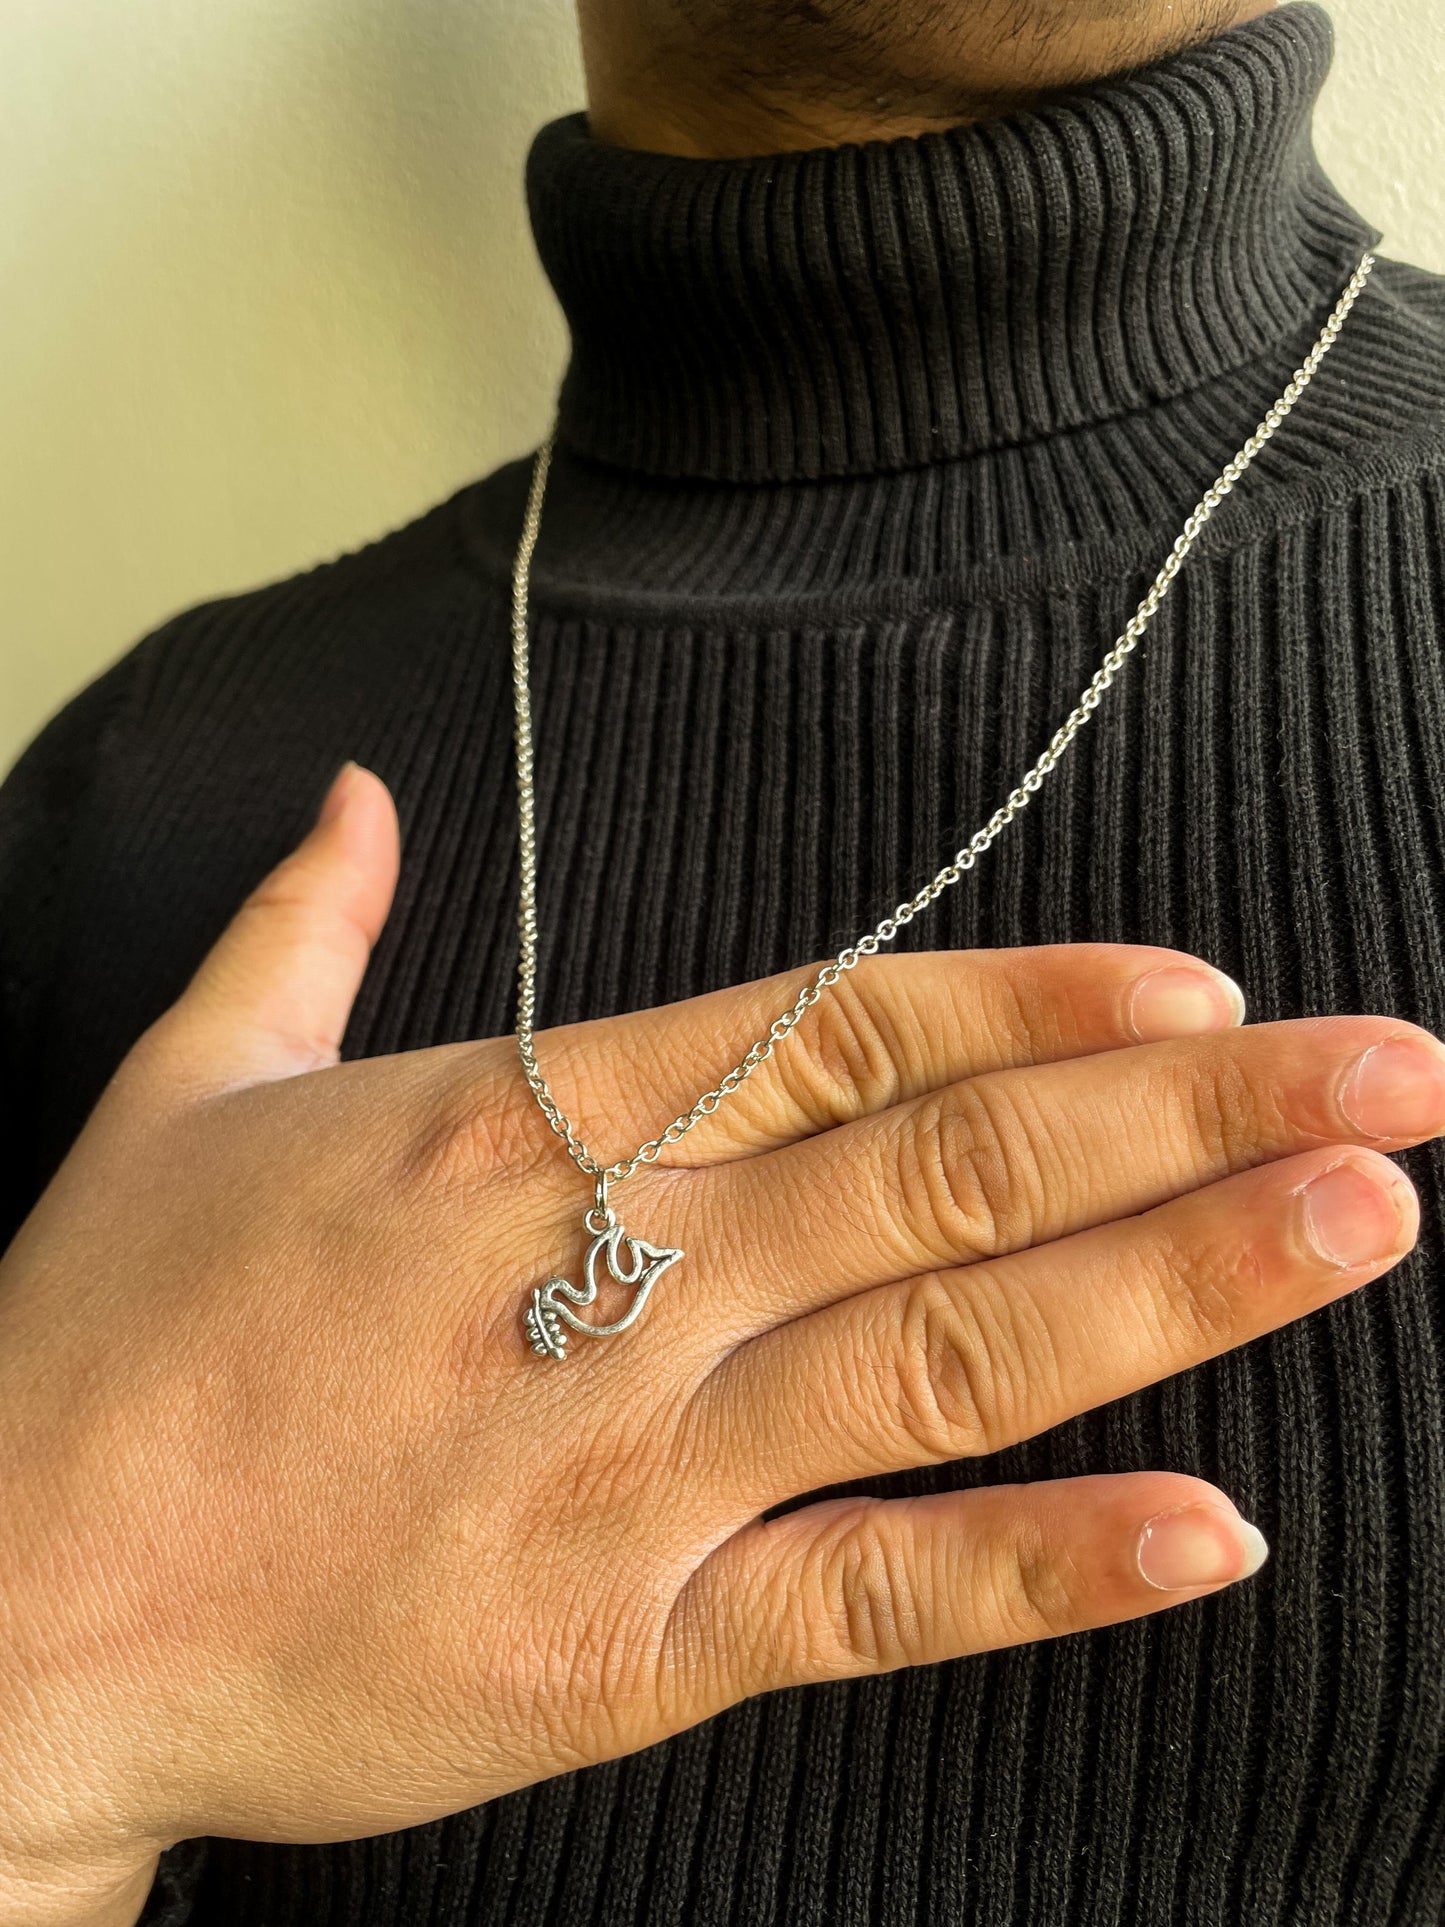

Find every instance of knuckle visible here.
[1146,1222,1255,1353]
[777,971,902,1128]
[550,1587,656,1721]
[889,1277,1000,1461]
[525,1392,694,1545]
[972,963,1061,1064]
[404,1053,549,1201]
[239,868,316,920]
[994,1523,1082,1643]
[1179,1048,1271,1174]
[657,1563,722,1717]
[901,1081,1044,1262]
[566,1420,678,1525]
[814,1503,925,1672]
[221,883,335,977]
[452,1578,653,1769]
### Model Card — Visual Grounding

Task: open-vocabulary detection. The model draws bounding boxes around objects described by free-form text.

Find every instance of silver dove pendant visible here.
[524,1184,683,1362]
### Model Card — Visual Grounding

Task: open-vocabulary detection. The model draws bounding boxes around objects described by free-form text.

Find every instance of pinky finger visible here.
[663,1474,1268,1716]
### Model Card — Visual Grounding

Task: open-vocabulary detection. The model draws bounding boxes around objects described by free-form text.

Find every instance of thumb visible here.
[144,762,400,1093]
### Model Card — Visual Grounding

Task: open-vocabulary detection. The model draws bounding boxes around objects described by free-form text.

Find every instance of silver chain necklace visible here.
[513,251,1376,1361]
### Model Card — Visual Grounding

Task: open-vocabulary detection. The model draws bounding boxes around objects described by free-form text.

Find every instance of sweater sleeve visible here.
[0,657,212,1922]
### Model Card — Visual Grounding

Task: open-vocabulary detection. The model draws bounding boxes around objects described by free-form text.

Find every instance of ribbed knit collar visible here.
[526,3,1377,483]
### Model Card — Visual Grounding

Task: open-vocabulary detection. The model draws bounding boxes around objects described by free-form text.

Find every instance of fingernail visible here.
[1338,1038,1445,1140]
[1137,1504,1269,1592]
[317,761,361,827]
[1129,966,1246,1043]
[1302,1158,1411,1268]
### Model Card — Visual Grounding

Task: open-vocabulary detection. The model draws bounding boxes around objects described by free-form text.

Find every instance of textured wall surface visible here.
[3,0,1441,774]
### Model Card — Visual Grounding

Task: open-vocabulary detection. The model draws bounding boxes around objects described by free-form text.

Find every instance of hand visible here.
[2,764,1440,1927]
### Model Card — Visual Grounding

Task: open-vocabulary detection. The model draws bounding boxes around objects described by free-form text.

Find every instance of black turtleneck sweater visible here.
[4,7,1445,1922]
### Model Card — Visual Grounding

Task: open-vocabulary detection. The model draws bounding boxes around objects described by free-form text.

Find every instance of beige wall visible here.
[3,0,1442,778]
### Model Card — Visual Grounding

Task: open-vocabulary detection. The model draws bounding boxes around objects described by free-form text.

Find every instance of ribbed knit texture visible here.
[3,7,1444,1922]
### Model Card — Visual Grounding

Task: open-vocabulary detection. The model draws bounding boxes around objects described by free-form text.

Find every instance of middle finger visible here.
[680,1016,1445,1341]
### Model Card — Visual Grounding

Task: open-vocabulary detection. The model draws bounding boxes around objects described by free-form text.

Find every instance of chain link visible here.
[512,252,1376,1187]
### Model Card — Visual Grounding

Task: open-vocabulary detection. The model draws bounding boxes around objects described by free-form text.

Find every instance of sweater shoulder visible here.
[110,483,504,721]
[0,474,531,1223]
[1373,253,1445,328]
[0,482,504,841]
[20,476,523,852]
[1319,253,1445,473]
[1195,254,1445,564]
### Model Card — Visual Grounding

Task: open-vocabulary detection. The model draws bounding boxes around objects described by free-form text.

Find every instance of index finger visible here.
[524,945,1246,1169]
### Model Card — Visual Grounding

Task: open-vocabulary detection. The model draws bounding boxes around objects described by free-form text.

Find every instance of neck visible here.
[529,4,1375,483]
[578,0,1278,158]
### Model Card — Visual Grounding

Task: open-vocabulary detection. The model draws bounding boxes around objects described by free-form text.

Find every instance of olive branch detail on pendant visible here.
[524,1215,685,1362]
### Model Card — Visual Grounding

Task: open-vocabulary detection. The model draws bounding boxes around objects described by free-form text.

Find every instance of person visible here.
[1,0,1442,1921]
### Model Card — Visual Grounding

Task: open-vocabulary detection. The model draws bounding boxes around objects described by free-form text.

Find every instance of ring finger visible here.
[690,1145,1418,1511]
